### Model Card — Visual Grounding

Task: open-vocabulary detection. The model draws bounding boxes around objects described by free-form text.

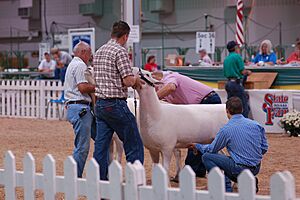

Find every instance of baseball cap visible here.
[227,41,238,50]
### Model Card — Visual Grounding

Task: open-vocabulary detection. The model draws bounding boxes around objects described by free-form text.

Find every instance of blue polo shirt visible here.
[252,52,277,64]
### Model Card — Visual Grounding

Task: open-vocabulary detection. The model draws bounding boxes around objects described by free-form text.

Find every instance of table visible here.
[165,65,300,89]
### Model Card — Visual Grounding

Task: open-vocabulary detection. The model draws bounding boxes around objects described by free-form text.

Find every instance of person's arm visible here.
[115,49,144,89]
[49,60,56,72]
[266,53,277,65]
[191,128,229,154]
[78,83,95,93]
[241,69,252,76]
[156,83,176,100]
[123,75,144,89]
[237,55,251,76]
[38,60,44,72]
[75,64,95,94]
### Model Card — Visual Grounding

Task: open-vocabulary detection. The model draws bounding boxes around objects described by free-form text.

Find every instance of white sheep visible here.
[134,70,228,179]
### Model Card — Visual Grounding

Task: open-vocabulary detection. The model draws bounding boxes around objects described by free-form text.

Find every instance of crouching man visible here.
[189,97,268,193]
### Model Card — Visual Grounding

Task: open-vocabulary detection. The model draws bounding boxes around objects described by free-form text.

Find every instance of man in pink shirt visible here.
[152,71,221,104]
[152,71,221,178]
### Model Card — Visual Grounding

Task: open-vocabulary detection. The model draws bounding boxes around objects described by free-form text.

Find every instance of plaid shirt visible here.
[93,39,133,99]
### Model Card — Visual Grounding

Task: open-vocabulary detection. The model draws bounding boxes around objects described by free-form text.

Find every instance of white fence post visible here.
[43,154,56,200]
[23,153,36,200]
[16,80,20,117]
[39,81,46,119]
[151,164,168,200]
[179,165,196,200]
[109,160,123,200]
[238,170,255,200]
[282,170,296,200]
[271,172,289,200]
[64,156,78,200]
[208,167,225,200]
[86,158,100,200]
[4,151,16,200]
[125,163,139,200]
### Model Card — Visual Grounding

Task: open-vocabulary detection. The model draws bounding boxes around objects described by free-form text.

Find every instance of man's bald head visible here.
[73,41,92,64]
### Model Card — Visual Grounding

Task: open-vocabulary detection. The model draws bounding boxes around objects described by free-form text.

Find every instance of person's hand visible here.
[247,70,252,76]
[132,76,145,90]
[188,143,196,149]
[188,143,199,155]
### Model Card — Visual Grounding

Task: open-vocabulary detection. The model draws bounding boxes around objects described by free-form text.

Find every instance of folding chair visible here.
[45,91,66,120]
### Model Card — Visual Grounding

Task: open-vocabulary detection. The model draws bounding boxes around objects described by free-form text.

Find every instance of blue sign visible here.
[72,35,91,50]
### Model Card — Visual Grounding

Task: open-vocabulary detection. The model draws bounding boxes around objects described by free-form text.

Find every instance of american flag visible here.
[236,0,244,46]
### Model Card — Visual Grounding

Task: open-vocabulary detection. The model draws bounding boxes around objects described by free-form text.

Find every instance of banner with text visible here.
[249,90,293,133]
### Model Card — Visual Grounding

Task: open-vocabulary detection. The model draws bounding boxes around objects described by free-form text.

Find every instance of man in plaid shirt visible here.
[93,21,144,180]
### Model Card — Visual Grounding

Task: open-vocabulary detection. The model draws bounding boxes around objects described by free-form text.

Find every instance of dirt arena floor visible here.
[0,118,299,199]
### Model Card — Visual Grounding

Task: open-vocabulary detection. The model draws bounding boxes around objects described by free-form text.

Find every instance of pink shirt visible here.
[162,72,213,104]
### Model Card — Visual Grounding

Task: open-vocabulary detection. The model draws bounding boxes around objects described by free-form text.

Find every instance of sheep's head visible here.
[131,67,161,90]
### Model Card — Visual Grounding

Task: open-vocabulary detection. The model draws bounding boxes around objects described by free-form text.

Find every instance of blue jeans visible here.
[225,81,249,118]
[201,92,222,104]
[202,153,260,192]
[185,92,221,177]
[66,104,96,178]
[94,99,144,180]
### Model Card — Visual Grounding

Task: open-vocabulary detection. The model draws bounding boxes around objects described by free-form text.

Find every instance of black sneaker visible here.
[255,177,259,193]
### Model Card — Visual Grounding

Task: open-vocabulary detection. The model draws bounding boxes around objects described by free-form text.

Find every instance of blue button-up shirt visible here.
[195,114,268,166]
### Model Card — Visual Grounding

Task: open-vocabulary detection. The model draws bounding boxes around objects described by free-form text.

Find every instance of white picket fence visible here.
[0,151,298,200]
[0,80,64,120]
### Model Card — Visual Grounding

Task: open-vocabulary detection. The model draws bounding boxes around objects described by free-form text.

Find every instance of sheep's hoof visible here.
[170,176,179,183]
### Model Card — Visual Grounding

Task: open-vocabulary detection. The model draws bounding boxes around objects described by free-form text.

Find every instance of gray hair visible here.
[259,39,273,55]
[73,41,90,55]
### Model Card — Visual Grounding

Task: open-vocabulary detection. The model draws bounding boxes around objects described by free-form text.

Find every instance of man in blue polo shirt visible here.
[189,97,268,193]
[223,41,251,118]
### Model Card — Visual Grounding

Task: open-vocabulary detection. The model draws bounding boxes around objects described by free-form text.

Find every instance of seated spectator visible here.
[252,40,277,66]
[144,55,158,72]
[287,38,300,64]
[199,48,212,65]
[38,52,56,79]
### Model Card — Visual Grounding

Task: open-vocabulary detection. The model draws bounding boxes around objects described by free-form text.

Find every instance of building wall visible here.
[0,0,299,67]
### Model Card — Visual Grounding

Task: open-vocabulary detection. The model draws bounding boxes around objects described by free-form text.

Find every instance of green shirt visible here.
[223,52,245,79]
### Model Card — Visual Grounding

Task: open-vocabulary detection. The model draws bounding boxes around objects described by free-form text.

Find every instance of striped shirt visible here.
[93,39,133,99]
[64,57,91,102]
[195,114,268,166]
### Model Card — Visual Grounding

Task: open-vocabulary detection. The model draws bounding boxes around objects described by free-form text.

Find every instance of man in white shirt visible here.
[64,41,96,178]
[199,48,212,65]
[38,52,56,79]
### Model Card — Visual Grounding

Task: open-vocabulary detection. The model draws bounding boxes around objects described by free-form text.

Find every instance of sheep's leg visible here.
[171,149,182,183]
[149,150,160,163]
[109,138,114,163]
[162,150,173,181]
[115,137,123,163]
